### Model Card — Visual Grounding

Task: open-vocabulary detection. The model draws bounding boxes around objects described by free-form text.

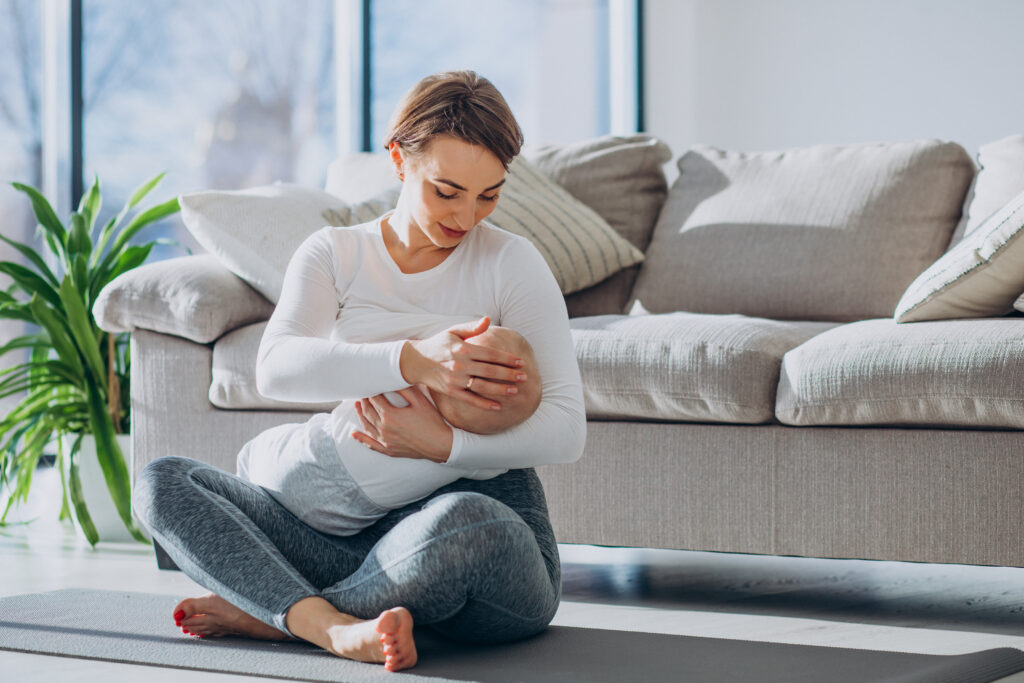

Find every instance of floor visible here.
[2,465,1024,682]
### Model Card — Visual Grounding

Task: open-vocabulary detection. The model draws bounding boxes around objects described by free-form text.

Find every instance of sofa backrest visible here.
[630,139,975,322]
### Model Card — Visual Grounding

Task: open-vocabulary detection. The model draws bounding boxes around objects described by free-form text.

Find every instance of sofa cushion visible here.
[522,135,672,318]
[776,318,1024,428]
[93,255,275,344]
[894,188,1024,322]
[630,140,975,322]
[570,313,838,423]
[949,134,1024,247]
[210,321,338,412]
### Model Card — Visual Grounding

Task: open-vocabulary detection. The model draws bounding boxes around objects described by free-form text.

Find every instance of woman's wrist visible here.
[399,340,424,385]
[431,423,454,463]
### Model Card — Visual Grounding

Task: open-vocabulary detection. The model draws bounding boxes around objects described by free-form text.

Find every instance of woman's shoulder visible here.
[320,217,381,243]
[472,220,541,260]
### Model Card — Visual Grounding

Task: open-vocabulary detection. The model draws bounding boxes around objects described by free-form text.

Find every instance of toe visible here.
[375,610,399,635]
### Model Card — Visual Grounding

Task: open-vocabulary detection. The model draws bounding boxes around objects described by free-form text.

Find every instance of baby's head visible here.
[430,326,542,435]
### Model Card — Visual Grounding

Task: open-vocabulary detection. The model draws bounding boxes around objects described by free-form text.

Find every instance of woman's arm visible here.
[445,238,586,469]
[256,228,409,403]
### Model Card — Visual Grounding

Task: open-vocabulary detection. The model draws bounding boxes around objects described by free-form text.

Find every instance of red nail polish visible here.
[173,610,185,620]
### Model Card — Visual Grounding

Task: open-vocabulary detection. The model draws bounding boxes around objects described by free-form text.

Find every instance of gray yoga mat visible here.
[1,589,1023,683]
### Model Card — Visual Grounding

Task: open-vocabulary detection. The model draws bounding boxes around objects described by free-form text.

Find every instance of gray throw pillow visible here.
[630,140,975,321]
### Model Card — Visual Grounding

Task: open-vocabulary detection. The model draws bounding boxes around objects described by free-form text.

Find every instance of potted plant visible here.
[0,174,180,545]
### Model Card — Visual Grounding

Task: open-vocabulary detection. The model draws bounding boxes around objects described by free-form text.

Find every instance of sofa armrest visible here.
[94,255,275,344]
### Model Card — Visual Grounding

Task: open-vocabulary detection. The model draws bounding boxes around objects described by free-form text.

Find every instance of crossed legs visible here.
[133,456,560,671]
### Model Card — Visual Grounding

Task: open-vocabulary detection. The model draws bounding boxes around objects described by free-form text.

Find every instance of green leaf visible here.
[67,212,93,258]
[27,294,84,379]
[0,305,35,325]
[0,261,62,309]
[55,435,71,522]
[0,233,59,288]
[68,438,99,547]
[125,172,167,211]
[0,334,48,357]
[12,182,66,243]
[90,172,167,268]
[40,230,68,273]
[58,277,105,387]
[72,253,90,308]
[78,175,102,234]
[90,215,118,268]
[108,196,179,258]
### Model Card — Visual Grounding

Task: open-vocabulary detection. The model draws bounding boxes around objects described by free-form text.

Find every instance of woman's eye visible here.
[480,194,499,203]
[434,187,457,200]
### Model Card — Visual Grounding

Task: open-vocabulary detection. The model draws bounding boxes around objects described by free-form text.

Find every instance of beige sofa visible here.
[96,134,1024,568]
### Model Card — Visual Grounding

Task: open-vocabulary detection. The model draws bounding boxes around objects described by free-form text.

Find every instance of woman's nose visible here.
[453,201,474,229]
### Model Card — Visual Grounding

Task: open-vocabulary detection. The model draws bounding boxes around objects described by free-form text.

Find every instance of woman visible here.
[133,70,586,673]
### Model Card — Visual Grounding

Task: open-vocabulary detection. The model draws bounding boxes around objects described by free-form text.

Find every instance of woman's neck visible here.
[382,206,453,274]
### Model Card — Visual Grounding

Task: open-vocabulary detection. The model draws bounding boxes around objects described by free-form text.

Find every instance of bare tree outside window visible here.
[83,0,336,261]
[0,0,42,417]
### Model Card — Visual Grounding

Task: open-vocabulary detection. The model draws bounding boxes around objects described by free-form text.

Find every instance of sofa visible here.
[95,133,1024,568]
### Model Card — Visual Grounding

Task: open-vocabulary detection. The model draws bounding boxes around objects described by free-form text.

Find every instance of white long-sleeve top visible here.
[255,214,586,508]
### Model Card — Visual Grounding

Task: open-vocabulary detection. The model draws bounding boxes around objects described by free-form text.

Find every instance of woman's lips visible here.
[440,224,465,238]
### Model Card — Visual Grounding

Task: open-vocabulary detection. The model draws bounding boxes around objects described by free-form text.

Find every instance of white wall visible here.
[644,0,1024,170]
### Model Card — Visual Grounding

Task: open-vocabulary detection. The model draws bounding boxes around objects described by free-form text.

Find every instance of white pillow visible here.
[895,188,1024,322]
[179,183,356,303]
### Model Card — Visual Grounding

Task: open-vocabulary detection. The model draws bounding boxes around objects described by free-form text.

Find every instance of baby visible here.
[237,325,542,536]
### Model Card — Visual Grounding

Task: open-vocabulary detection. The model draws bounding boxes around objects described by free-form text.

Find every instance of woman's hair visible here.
[383,70,523,169]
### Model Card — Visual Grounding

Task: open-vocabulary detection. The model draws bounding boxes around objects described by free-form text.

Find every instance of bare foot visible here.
[173,593,289,640]
[326,606,417,672]
[286,597,418,672]
[376,607,418,672]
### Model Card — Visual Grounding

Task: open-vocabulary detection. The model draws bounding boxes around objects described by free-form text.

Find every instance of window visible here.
[369,0,611,147]
[13,0,639,267]
[83,0,337,260]
[0,0,42,414]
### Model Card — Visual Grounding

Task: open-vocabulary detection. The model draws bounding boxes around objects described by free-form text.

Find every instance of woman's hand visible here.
[399,316,527,411]
[352,388,453,462]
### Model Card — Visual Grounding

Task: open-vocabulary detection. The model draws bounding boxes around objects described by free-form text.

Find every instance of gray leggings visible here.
[133,456,561,642]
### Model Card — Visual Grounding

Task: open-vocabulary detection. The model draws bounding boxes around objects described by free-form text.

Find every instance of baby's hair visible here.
[431,327,541,435]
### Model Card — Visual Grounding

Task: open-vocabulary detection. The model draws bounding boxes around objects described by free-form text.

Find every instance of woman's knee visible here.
[132,456,201,525]
[418,492,541,570]
[420,491,524,533]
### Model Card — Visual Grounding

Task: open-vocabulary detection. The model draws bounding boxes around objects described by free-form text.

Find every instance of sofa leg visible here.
[153,540,181,571]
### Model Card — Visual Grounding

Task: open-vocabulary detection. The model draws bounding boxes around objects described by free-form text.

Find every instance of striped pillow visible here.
[325,156,645,295]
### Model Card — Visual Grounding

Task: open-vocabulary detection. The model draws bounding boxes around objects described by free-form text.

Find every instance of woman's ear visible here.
[389,142,404,180]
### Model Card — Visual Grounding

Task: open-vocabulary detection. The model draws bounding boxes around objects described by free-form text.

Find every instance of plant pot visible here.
[61,433,141,543]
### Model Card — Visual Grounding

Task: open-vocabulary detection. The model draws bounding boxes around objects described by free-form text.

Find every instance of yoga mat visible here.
[1,589,1023,683]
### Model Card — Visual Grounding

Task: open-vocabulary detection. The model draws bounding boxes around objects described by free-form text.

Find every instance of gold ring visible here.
[465,377,475,391]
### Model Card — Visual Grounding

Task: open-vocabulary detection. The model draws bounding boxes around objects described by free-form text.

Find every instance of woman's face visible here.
[392,135,507,249]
